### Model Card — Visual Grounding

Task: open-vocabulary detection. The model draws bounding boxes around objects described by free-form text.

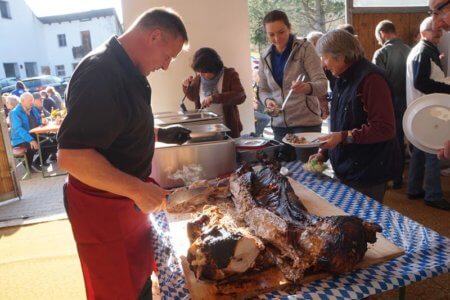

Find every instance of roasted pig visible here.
[186,206,267,281]
[229,164,382,282]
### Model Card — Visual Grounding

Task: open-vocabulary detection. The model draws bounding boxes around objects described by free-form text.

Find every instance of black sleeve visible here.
[412,53,450,94]
[57,66,126,150]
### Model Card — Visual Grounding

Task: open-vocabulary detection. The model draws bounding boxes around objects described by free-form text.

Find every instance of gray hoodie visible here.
[258,37,327,128]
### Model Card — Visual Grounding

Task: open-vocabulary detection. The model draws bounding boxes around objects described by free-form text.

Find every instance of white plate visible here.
[282,132,328,148]
[403,93,450,154]
[235,138,269,148]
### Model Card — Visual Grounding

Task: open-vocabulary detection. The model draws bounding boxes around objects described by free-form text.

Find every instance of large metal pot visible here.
[152,138,236,188]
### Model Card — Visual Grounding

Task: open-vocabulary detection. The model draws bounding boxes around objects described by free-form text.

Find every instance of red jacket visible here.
[182,67,246,138]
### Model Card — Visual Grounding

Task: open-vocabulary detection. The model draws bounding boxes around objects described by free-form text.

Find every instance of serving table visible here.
[150,161,450,299]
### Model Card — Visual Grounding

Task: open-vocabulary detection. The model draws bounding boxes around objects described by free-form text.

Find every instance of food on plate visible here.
[284,133,307,144]
[183,162,382,283]
[304,158,328,173]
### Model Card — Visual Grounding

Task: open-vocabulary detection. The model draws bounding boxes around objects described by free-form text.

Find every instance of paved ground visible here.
[0,164,67,228]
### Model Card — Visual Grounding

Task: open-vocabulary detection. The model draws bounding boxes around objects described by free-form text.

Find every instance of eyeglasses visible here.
[428,0,450,16]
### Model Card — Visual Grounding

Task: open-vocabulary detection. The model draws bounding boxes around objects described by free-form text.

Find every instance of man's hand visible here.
[130,181,170,213]
[30,140,39,150]
[201,96,213,108]
[320,132,343,149]
[157,126,191,145]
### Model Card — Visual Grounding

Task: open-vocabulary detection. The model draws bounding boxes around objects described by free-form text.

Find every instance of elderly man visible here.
[57,8,190,299]
[405,16,450,210]
[373,20,411,189]
[9,92,43,172]
[310,29,400,203]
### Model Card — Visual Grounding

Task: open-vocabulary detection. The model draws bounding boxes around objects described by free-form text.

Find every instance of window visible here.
[81,31,92,52]
[0,1,11,19]
[57,34,67,47]
[55,65,65,76]
[41,66,50,75]
[72,62,78,71]
[3,63,19,78]
[25,62,38,77]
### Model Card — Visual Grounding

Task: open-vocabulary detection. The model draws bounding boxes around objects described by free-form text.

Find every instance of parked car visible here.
[0,75,68,98]
[0,77,16,90]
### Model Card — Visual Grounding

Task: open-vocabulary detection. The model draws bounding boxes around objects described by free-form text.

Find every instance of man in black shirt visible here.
[57,8,190,299]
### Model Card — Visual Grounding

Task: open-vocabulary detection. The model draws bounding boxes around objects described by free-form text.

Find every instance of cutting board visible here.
[169,178,404,300]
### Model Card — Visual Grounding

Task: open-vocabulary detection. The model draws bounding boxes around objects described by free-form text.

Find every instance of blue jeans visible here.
[272,125,321,163]
[407,146,442,202]
[254,111,270,137]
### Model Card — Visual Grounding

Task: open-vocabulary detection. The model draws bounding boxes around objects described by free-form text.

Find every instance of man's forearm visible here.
[58,148,142,199]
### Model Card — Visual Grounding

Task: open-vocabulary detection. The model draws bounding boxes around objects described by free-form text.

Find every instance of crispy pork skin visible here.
[229,164,382,282]
[186,206,265,281]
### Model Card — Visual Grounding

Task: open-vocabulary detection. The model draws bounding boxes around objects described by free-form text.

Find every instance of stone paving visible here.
[0,163,67,228]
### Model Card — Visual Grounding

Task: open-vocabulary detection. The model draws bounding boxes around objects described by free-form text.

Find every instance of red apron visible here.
[65,175,155,300]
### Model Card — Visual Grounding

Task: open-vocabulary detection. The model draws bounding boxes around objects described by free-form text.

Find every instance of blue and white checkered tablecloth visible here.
[150,161,450,299]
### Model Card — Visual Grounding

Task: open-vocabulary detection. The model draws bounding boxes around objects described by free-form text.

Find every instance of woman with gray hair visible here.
[310,29,400,202]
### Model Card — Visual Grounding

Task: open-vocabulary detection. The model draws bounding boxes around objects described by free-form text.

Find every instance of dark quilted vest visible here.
[329,58,400,187]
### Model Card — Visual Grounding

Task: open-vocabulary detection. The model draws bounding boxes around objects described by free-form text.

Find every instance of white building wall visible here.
[122,0,256,135]
[0,0,122,80]
[0,0,46,78]
[41,15,121,77]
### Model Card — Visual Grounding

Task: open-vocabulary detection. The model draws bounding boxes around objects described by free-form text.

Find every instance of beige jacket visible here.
[258,37,327,128]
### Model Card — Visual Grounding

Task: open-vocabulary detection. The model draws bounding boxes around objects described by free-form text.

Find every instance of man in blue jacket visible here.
[10,92,45,171]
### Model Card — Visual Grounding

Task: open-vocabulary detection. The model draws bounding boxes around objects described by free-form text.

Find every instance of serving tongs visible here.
[179,81,191,113]
[265,74,306,117]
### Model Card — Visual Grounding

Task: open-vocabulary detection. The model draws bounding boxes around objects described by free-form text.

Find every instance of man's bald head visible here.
[420,16,443,45]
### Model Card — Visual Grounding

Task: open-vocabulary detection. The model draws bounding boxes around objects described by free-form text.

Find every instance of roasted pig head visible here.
[186,206,265,281]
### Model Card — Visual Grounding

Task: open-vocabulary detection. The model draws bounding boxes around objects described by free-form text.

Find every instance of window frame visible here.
[55,65,66,77]
[0,1,11,19]
[57,34,67,47]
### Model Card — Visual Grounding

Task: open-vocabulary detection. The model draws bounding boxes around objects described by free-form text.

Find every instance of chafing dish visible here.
[235,138,296,164]
[152,138,236,188]
[154,110,222,126]
[184,123,230,143]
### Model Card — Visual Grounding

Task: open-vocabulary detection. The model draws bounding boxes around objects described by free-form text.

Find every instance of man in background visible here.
[373,20,411,189]
[405,16,450,210]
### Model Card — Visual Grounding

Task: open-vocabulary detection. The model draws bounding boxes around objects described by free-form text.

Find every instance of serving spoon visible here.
[265,74,306,117]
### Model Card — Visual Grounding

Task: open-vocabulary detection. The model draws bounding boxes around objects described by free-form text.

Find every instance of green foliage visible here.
[247,0,345,52]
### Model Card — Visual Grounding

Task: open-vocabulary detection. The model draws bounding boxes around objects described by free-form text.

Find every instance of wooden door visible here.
[0,110,21,203]
[352,11,428,60]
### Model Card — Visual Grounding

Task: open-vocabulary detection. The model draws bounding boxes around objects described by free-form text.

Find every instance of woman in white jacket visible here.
[258,10,327,161]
